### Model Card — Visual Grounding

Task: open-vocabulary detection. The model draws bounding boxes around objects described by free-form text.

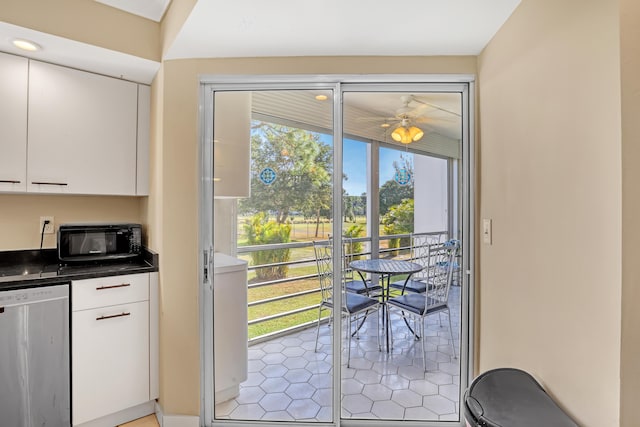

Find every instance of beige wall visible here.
[0,0,160,61]
[0,195,142,250]
[160,0,198,58]
[478,0,621,425]
[153,56,477,415]
[620,0,640,425]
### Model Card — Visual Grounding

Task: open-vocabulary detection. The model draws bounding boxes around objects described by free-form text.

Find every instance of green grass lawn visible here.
[247,270,323,339]
[249,307,328,339]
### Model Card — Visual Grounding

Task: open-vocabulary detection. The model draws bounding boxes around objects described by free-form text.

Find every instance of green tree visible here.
[343,189,355,222]
[382,198,414,255]
[379,154,414,215]
[239,122,332,229]
[344,224,365,260]
[354,194,367,216]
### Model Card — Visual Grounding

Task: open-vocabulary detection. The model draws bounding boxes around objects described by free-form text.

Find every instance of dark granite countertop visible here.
[0,248,158,291]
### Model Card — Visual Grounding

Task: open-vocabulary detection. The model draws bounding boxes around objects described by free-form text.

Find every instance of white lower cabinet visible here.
[71,273,158,426]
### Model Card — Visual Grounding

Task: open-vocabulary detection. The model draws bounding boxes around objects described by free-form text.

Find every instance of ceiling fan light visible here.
[392,125,423,144]
[408,126,424,142]
[391,126,407,143]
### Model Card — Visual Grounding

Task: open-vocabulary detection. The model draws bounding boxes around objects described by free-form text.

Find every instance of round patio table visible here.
[349,259,423,352]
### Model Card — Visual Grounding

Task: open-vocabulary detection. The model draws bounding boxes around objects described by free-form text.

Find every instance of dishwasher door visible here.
[0,284,70,427]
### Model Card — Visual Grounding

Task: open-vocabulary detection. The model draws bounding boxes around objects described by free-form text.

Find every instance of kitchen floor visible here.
[215,286,461,422]
[119,415,159,427]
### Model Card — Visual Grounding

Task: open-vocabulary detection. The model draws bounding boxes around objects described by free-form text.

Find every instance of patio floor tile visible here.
[214,286,462,422]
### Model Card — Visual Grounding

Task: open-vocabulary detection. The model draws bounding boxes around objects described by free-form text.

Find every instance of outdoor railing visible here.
[237,231,448,344]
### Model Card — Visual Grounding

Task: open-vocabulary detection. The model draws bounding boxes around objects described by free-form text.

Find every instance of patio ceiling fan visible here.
[357,95,460,144]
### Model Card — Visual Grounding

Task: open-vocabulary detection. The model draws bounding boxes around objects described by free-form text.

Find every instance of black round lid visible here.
[465,368,578,427]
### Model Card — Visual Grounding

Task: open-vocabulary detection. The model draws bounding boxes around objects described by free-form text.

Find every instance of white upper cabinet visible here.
[27,61,139,195]
[136,85,151,196]
[0,52,28,192]
[214,91,251,198]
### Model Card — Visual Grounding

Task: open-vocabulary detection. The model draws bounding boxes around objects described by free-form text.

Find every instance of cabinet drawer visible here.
[72,273,149,311]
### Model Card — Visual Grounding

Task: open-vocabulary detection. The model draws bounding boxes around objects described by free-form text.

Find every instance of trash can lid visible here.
[465,368,578,427]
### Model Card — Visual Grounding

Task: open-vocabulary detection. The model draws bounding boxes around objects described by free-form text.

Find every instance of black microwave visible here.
[57,223,142,263]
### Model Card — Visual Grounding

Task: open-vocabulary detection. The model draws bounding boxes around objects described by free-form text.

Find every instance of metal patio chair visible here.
[313,240,381,367]
[389,233,446,295]
[386,241,459,371]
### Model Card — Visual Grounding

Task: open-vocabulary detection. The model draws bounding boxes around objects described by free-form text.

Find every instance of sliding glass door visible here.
[340,87,465,422]
[200,78,474,426]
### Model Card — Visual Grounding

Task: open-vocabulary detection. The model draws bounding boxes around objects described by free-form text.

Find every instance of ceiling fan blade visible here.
[409,95,462,117]
[413,116,459,124]
[355,116,399,122]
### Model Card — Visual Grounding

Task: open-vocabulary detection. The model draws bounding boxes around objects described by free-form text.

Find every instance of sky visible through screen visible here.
[318,133,410,196]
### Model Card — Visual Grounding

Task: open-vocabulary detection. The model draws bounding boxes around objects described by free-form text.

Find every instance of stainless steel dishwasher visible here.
[0,283,70,427]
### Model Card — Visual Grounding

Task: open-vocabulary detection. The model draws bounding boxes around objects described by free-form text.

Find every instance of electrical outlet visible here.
[39,216,54,234]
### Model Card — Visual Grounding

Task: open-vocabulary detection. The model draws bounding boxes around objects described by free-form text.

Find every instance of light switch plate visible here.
[482,218,492,244]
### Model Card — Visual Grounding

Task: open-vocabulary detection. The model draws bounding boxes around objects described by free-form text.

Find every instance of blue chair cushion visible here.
[345,292,379,314]
[387,293,447,316]
[389,279,427,294]
[345,279,382,295]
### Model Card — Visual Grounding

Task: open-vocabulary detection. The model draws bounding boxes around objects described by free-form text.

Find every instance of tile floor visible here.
[215,286,461,422]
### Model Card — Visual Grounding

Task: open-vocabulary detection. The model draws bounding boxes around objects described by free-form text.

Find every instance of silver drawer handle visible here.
[31,181,68,186]
[96,283,131,290]
[96,312,130,321]
[0,180,20,184]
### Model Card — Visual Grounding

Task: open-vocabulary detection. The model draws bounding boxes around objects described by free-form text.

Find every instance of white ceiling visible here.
[95,0,171,22]
[164,0,522,59]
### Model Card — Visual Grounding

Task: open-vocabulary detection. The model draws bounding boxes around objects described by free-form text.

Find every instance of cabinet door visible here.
[0,52,28,192]
[72,301,149,425]
[27,61,138,195]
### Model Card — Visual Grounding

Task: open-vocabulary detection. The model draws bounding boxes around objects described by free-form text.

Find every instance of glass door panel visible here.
[341,90,463,422]
[212,89,334,422]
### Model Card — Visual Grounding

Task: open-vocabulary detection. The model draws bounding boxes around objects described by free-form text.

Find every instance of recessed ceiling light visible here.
[315,94,328,101]
[12,38,42,52]
[380,123,391,128]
